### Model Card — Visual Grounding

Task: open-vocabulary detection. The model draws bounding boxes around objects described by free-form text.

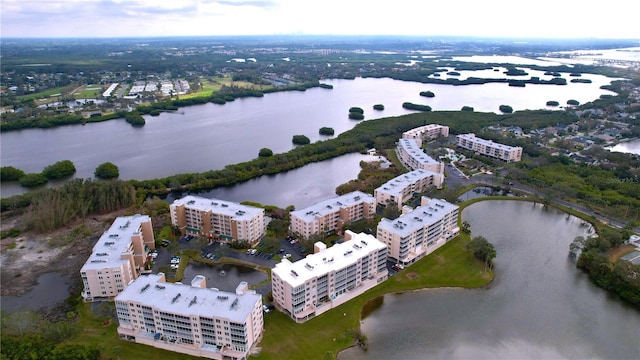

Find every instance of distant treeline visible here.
[0,81,322,132]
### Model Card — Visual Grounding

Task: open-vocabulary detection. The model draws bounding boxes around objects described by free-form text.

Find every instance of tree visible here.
[461,221,471,234]
[319,127,335,136]
[19,173,47,187]
[94,162,119,179]
[348,107,364,114]
[259,148,273,157]
[292,135,310,145]
[499,105,513,114]
[467,236,496,269]
[373,104,384,110]
[0,166,25,181]
[419,90,435,98]
[42,160,76,179]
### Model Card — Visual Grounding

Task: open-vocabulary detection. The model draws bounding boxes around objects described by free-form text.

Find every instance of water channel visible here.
[1,74,618,198]
[607,138,640,155]
[340,200,639,360]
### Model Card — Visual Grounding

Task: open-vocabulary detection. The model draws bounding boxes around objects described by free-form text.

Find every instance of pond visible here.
[340,200,639,360]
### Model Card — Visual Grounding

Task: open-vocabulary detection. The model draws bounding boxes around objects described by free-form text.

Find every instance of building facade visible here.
[374,169,444,211]
[377,197,459,265]
[456,133,522,162]
[80,214,155,302]
[271,231,388,323]
[289,191,375,239]
[396,138,444,173]
[402,124,450,147]
[170,195,265,244]
[115,273,263,360]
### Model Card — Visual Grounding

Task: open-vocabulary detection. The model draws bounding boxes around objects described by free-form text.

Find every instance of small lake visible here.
[0,272,71,312]
[181,262,267,293]
[340,200,639,360]
[607,138,640,155]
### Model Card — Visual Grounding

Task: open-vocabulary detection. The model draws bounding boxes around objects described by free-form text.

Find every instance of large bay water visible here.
[340,201,639,360]
[608,138,640,155]
[1,75,617,197]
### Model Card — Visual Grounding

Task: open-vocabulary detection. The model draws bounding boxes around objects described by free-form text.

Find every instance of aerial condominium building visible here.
[289,191,375,239]
[402,124,450,147]
[170,195,265,244]
[456,133,522,162]
[115,273,263,360]
[377,197,459,265]
[396,138,445,173]
[374,169,444,211]
[80,214,155,302]
[271,231,388,323]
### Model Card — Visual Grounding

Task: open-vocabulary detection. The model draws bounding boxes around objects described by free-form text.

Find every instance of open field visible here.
[180,75,274,100]
[15,84,76,102]
[72,84,103,98]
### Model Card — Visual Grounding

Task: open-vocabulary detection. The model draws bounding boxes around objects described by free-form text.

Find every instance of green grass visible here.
[179,76,274,100]
[255,233,491,360]
[73,84,103,99]
[16,84,76,101]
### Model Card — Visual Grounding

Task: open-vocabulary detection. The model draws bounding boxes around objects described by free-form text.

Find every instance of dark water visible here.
[0,272,71,312]
[340,201,639,360]
[165,153,380,209]
[181,262,267,293]
[1,75,617,197]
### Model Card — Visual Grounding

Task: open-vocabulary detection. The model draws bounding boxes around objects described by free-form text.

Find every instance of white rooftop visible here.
[290,191,374,222]
[272,232,386,288]
[378,198,459,237]
[457,133,522,152]
[398,138,440,164]
[115,274,261,323]
[81,214,150,272]
[403,124,447,137]
[376,169,442,197]
[171,195,263,220]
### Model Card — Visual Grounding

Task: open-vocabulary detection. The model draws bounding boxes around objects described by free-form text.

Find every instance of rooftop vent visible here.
[155,285,165,290]
[217,295,228,301]
[171,293,182,304]
[140,284,150,293]
[189,296,197,307]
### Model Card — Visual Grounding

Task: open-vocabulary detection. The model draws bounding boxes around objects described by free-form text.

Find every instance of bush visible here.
[567,99,580,106]
[402,102,432,112]
[461,106,474,112]
[373,104,384,110]
[0,166,25,181]
[19,173,48,187]
[499,105,513,114]
[259,148,273,157]
[546,100,560,107]
[319,127,335,136]
[348,112,365,120]
[348,107,364,114]
[94,162,119,179]
[124,112,145,126]
[419,90,435,98]
[292,135,310,145]
[42,160,76,179]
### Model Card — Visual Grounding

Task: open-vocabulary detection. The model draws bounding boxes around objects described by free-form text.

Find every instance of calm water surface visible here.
[608,138,640,155]
[0,272,71,312]
[340,201,639,360]
[1,75,617,197]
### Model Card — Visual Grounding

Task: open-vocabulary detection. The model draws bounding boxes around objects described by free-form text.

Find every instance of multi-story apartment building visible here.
[377,197,459,265]
[374,169,444,211]
[170,195,265,244]
[456,133,522,162]
[402,124,450,147]
[271,231,388,323]
[115,273,263,360]
[396,138,444,173]
[80,214,155,302]
[289,191,375,239]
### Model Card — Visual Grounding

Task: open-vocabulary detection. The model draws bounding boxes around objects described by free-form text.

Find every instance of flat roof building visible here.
[402,124,450,147]
[289,191,375,239]
[374,169,444,211]
[115,273,263,360]
[80,214,155,302]
[271,231,388,322]
[456,133,522,162]
[396,138,444,173]
[377,197,459,265]
[170,195,265,244]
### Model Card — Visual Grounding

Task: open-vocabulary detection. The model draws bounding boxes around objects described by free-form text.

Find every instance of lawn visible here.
[255,232,491,360]
[179,75,274,100]
[73,84,104,98]
[16,84,76,101]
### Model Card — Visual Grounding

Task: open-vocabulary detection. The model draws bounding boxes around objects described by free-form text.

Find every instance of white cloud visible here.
[0,0,638,38]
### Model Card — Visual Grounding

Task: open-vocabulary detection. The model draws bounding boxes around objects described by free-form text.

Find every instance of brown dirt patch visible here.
[406,272,419,280]
[0,211,124,297]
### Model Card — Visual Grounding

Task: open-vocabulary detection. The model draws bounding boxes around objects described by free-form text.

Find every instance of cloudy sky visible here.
[2,0,639,39]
